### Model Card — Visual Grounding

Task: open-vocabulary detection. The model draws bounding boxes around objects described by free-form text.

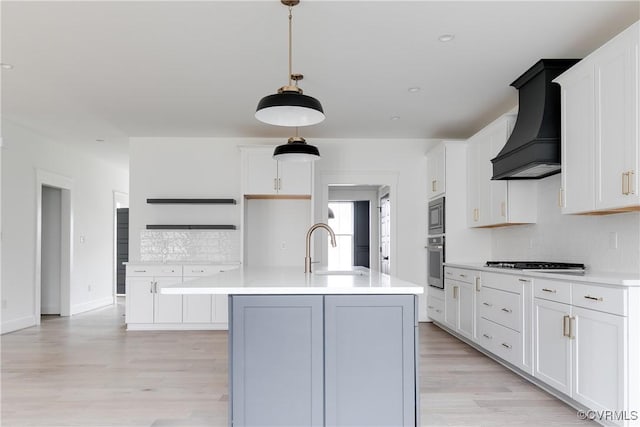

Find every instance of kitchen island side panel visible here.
[324,295,417,427]
[229,295,324,427]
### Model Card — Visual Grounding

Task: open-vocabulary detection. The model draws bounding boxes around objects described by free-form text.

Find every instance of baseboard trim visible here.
[1,315,37,334]
[126,322,228,331]
[71,296,114,315]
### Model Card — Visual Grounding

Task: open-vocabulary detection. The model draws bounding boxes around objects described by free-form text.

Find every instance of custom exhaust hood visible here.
[491,59,580,180]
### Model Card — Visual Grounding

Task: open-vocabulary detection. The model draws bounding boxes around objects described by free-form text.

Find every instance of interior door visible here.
[379,195,390,274]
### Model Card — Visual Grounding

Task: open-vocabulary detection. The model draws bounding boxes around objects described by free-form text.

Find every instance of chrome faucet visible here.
[305,223,337,273]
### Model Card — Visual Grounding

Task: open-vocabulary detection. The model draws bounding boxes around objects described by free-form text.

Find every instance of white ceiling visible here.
[2,1,638,168]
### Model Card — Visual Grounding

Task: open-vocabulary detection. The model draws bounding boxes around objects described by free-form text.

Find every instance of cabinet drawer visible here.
[444,267,475,284]
[482,272,527,294]
[477,317,522,367]
[571,283,627,316]
[427,295,445,323]
[478,287,521,332]
[126,265,182,277]
[534,278,571,304]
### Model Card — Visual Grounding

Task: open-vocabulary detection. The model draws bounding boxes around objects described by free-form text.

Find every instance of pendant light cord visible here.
[288,5,293,87]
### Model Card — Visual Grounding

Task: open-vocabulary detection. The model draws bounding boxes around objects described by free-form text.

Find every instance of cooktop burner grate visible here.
[485,261,586,271]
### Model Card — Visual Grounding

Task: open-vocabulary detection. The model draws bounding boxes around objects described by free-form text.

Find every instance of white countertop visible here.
[445,262,640,287]
[161,266,424,295]
[124,261,241,266]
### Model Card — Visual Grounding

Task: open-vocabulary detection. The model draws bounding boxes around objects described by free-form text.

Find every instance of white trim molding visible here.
[35,169,74,323]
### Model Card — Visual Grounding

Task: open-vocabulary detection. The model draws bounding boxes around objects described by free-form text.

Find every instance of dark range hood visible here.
[491,59,580,180]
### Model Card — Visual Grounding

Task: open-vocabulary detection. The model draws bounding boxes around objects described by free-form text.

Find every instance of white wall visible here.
[492,174,640,274]
[313,139,432,315]
[1,121,129,333]
[128,137,250,263]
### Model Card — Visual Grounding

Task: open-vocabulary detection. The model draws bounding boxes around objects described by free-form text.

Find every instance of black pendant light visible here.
[273,136,320,162]
[255,0,325,127]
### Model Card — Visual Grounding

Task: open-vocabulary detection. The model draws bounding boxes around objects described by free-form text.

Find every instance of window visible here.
[327,202,353,269]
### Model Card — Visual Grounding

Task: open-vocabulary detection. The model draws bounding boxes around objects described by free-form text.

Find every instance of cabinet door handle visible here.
[445,271,453,276]
[432,180,437,192]
[558,188,563,208]
[428,305,435,310]
[483,333,492,340]
[154,281,158,293]
[622,172,629,195]
[453,286,458,299]
[584,295,603,301]
[501,307,512,313]
[569,316,576,339]
[475,277,481,292]
[482,302,492,307]
[501,343,512,349]
[278,178,282,190]
[627,171,635,195]
[542,288,557,293]
[150,282,154,293]
[563,315,570,337]
[518,278,530,283]
[273,178,278,191]
[191,269,205,273]
[500,201,506,217]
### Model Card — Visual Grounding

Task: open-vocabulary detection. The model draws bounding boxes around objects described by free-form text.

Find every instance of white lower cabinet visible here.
[427,288,445,323]
[534,279,628,425]
[125,265,183,326]
[127,263,239,330]
[444,269,476,341]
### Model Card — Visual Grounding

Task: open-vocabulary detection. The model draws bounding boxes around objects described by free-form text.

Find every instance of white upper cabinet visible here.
[427,143,446,199]
[556,21,639,214]
[467,114,537,227]
[242,146,312,196]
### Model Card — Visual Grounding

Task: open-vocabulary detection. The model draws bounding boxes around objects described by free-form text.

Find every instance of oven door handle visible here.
[428,245,443,249]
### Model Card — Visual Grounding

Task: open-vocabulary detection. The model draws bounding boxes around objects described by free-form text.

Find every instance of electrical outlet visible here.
[609,232,618,249]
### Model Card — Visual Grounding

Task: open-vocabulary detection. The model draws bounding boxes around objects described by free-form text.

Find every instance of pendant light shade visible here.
[256,90,325,127]
[273,136,320,162]
[256,0,325,127]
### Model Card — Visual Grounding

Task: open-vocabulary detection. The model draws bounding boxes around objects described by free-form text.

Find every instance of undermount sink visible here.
[314,268,367,276]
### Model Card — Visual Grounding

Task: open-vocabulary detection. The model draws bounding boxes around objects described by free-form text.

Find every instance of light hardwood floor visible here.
[1,298,593,427]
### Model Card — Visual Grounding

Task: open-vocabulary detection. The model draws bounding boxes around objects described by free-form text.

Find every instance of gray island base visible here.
[162,266,423,427]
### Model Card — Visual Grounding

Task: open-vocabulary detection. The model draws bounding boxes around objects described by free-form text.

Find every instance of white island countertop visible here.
[161,266,424,295]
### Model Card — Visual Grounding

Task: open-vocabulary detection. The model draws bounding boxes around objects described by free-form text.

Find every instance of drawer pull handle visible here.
[483,333,492,340]
[482,302,492,307]
[584,295,603,301]
[542,288,557,293]
[501,343,512,349]
[501,308,512,313]
[518,279,530,283]
[428,305,435,309]
[134,270,147,273]
[445,271,452,276]
[192,269,205,273]
[435,309,442,313]
[459,274,467,278]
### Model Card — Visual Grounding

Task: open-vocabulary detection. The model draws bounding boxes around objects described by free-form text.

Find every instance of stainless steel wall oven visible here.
[427,235,444,289]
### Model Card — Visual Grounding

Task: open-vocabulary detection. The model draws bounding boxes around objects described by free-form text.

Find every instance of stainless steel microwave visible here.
[428,197,445,235]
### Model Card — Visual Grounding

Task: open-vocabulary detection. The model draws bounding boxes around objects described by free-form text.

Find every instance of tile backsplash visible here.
[140,230,240,263]
[492,175,640,274]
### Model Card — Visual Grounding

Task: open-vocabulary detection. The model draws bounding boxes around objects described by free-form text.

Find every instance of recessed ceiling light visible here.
[390,116,400,121]
[438,34,455,42]
[408,87,421,93]
[0,63,14,70]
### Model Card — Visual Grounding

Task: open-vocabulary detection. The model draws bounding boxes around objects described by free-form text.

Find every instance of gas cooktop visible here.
[485,261,586,272]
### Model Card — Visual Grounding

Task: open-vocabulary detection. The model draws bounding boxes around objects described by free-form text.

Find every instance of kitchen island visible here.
[162,266,424,427]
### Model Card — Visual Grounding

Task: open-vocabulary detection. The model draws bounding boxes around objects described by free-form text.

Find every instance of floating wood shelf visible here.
[146,198,237,204]
[146,225,237,230]
[244,194,311,200]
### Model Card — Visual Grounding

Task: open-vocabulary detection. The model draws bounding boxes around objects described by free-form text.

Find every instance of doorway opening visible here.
[35,170,73,323]
[113,191,129,297]
[41,186,62,316]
